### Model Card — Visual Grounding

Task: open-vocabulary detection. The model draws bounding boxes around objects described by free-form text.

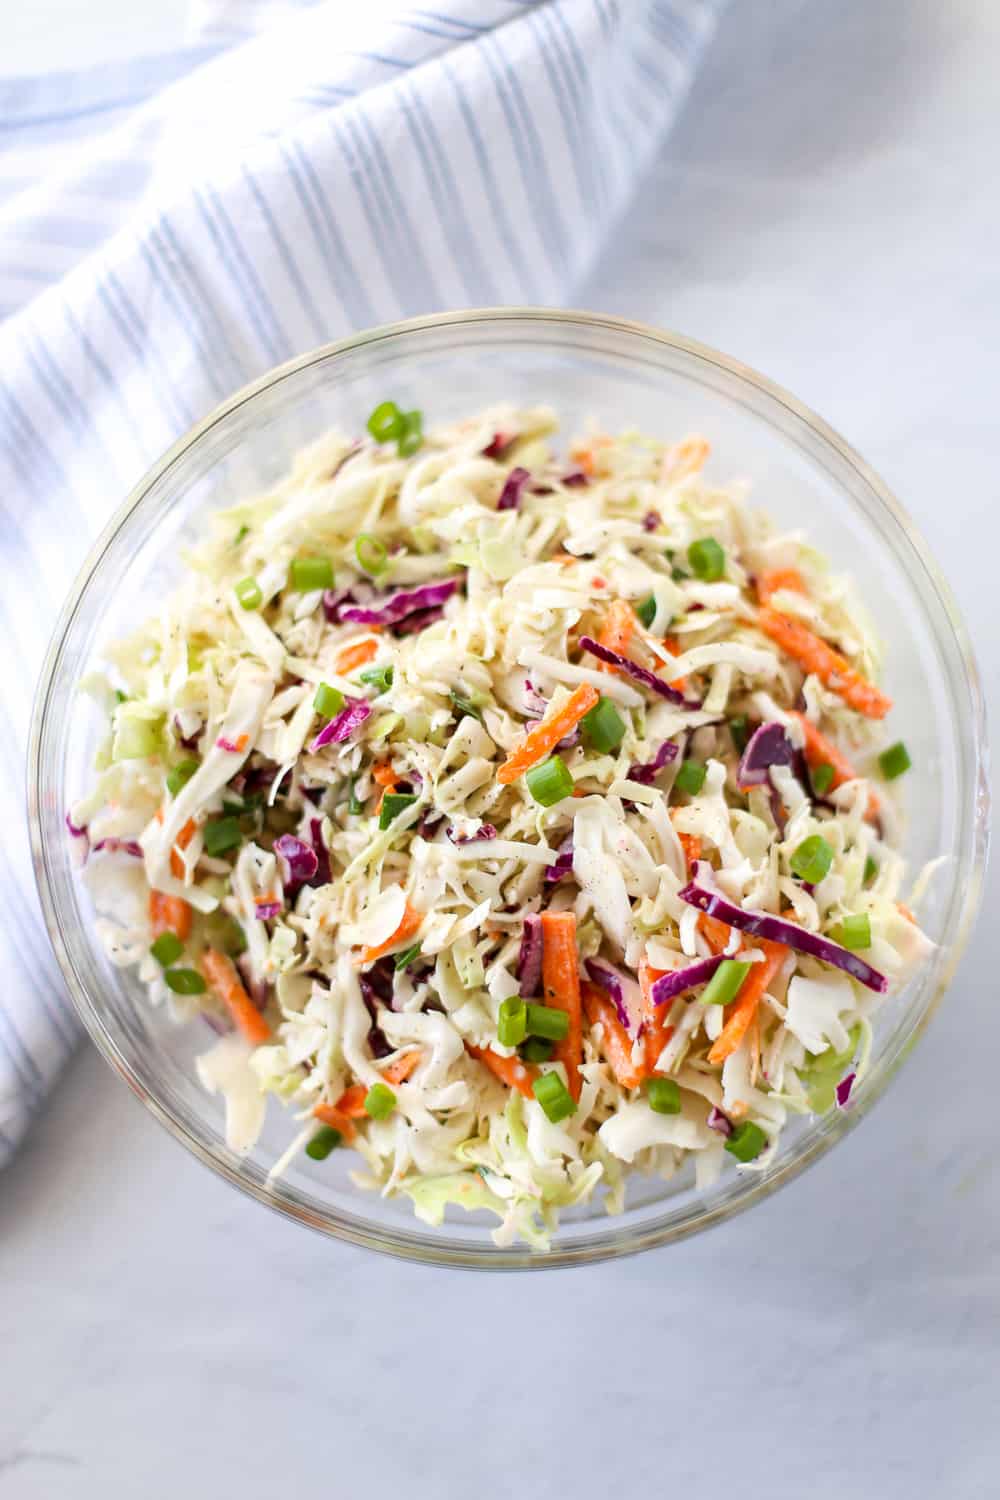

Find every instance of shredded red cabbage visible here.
[649,954,726,1006]
[308,817,332,888]
[678,864,888,993]
[544,836,573,883]
[707,1106,733,1137]
[65,812,88,840]
[737,721,794,788]
[360,965,394,1056]
[835,1071,856,1108]
[579,636,702,709]
[254,899,282,921]
[393,605,445,636]
[517,913,543,998]
[482,431,513,459]
[562,469,589,487]
[447,823,497,845]
[643,510,661,532]
[627,739,680,785]
[497,466,531,511]
[336,578,458,627]
[310,698,371,751]
[583,958,641,1033]
[216,735,245,753]
[91,837,143,858]
[273,834,319,889]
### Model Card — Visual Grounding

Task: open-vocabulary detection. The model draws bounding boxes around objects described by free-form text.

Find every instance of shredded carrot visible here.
[676,831,702,871]
[757,606,892,720]
[756,567,807,606]
[596,598,637,670]
[465,1043,535,1099]
[638,958,674,1075]
[156,810,196,879]
[331,1051,424,1118]
[336,638,378,674]
[662,436,709,484]
[897,902,917,924]
[149,888,192,942]
[312,1102,357,1141]
[358,900,423,965]
[707,938,788,1065]
[496,683,599,785]
[700,914,734,954]
[572,449,596,478]
[540,911,584,1100]
[661,634,689,693]
[371,763,398,788]
[582,981,644,1090]
[790,711,880,822]
[199,947,270,1046]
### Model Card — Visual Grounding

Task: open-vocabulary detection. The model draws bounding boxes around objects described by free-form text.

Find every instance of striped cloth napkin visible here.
[0,0,726,1165]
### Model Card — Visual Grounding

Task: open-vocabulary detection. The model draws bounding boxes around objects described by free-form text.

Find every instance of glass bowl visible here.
[27,309,989,1269]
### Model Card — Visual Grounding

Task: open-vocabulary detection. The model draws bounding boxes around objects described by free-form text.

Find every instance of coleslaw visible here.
[70,401,934,1249]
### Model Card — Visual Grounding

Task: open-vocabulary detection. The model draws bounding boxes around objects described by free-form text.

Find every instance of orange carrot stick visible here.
[496,683,599,785]
[700,914,734,954]
[582,981,644,1089]
[312,1103,357,1141]
[149,888,192,942]
[336,638,379,674]
[756,567,806,606]
[465,1043,535,1099]
[596,598,637,670]
[791,711,881,821]
[707,939,788,1065]
[676,832,701,872]
[358,900,423,965]
[540,911,584,1100]
[156,809,197,879]
[199,947,270,1046]
[638,958,674,1075]
[371,762,399,788]
[332,1051,423,1118]
[757,606,891,720]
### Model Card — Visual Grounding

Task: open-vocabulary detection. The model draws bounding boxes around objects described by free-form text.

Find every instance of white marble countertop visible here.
[3,2,998,1496]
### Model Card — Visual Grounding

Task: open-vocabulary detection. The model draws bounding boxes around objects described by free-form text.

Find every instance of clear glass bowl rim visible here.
[27,306,991,1270]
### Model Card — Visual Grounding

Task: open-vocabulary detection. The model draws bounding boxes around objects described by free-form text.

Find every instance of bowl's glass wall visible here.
[30,312,988,1267]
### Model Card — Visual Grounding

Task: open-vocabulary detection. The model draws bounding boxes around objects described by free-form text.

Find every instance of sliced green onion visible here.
[497,998,528,1048]
[688,536,725,582]
[360,664,394,693]
[525,1003,570,1041]
[348,777,365,815]
[728,715,750,754]
[306,1125,342,1161]
[525,755,573,807]
[878,741,911,781]
[313,681,345,719]
[364,1083,397,1120]
[393,943,422,971]
[449,689,483,722]
[700,959,752,1007]
[150,932,184,968]
[163,968,206,996]
[234,524,249,546]
[725,1121,768,1162]
[289,555,333,592]
[520,1037,554,1064]
[166,759,200,798]
[532,1071,576,1124]
[355,533,389,576]
[863,855,878,885]
[397,409,423,457]
[830,913,872,950]
[811,762,835,796]
[378,792,418,830]
[582,697,626,753]
[646,1077,681,1114]
[675,759,706,796]
[636,594,657,629]
[789,834,834,884]
[114,689,128,704]
[235,575,262,611]
[203,817,242,856]
[367,400,404,443]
